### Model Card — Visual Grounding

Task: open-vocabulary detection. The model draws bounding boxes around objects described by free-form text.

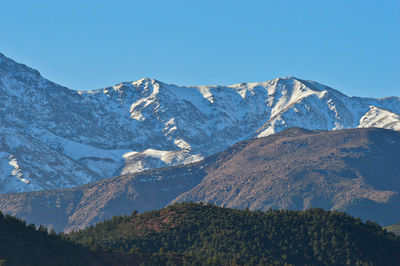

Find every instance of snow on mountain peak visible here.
[132,77,158,86]
[0,52,399,193]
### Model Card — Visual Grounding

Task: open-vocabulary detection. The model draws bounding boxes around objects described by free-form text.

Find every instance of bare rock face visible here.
[0,128,399,232]
[0,53,400,193]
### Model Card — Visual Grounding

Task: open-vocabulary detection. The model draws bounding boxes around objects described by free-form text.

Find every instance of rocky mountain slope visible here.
[173,128,400,220]
[1,128,399,232]
[1,52,399,193]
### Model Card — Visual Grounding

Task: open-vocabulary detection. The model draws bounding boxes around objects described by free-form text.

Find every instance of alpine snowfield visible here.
[0,52,399,193]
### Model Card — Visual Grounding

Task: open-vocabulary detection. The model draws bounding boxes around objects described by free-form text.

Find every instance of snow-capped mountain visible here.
[0,52,399,193]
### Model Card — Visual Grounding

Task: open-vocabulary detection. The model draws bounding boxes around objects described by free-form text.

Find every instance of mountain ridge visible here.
[1,127,400,232]
[0,52,400,193]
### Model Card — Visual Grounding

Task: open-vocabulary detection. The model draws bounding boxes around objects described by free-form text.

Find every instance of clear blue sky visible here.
[1,0,399,98]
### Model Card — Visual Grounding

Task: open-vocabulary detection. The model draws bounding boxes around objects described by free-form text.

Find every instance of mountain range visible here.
[1,52,400,194]
[1,127,399,232]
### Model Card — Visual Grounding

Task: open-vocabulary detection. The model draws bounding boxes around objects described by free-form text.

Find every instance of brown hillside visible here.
[174,127,400,225]
[0,127,399,232]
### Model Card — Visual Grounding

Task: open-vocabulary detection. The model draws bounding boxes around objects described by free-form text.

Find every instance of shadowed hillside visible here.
[0,210,194,266]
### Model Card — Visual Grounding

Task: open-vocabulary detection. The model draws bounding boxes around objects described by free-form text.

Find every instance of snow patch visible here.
[358,106,400,131]
[174,139,191,150]
[8,156,30,184]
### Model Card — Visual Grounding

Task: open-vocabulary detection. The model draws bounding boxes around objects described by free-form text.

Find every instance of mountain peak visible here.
[133,77,157,85]
[272,76,301,83]
[279,75,298,80]
[0,52,41,79]
[128,77,163,90]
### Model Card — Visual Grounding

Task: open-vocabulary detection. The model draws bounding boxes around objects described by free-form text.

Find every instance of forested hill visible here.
[67,203,400,265]
[2,203,400,265]
[0,210,181,266]
[0,210,97,266]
